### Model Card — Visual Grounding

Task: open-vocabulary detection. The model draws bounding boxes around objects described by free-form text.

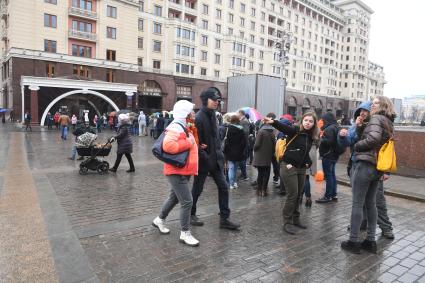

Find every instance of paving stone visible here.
[377,272,398,283]
[409,252,425,261]
[387,265,409,276]
[397,272,419,283]
[399,258,418,269]
[408,265,425,277]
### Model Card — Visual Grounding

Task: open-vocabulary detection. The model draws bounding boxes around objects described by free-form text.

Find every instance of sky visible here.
[367,0,425,99]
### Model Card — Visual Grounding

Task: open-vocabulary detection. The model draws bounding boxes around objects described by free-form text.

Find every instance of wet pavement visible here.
[1,124,425,282]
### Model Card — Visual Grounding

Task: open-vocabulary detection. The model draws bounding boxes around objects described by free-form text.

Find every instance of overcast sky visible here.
[367,0,425,99]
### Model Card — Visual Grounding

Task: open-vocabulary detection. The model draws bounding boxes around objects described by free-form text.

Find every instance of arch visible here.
[40,89,120,126]
[302,98,311,108]
[288,96,297,106]
[138,80,163,96]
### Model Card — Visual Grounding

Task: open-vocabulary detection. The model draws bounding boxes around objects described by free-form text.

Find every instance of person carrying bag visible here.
[152,100,200,247]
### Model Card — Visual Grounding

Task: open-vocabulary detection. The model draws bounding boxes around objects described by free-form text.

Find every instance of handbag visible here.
[376,138,397,173]
[152,122,190,168]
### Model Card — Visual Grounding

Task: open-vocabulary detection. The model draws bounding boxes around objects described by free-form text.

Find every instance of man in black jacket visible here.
[191,89,240,230]
[316,112,340,203]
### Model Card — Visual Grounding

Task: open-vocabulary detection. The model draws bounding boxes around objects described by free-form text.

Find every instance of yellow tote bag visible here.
[376,139,397,173]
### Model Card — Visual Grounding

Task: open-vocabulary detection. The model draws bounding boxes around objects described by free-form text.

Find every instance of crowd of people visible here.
[150,91,396,252]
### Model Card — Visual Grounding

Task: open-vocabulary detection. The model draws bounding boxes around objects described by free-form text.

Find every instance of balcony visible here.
[68,6,98,20]
[68,29,97,42]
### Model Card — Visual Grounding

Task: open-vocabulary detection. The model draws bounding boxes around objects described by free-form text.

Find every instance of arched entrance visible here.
[138,80,164,113]
[336,101,344,118]
[40,90,119,125]
[302,98,311,114]
[316,100,324,118]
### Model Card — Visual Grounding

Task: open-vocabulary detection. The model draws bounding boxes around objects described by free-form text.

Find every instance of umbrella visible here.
[116,109,131,115]
[0,108,9,113]
[241,107,262,122]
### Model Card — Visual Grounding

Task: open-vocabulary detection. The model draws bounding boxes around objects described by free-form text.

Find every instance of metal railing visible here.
[68,29,97,42]
[68,6,97,19]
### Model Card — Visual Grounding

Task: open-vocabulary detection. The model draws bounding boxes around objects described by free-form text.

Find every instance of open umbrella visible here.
[241,107,262,122]
[116,109,131,115]
[0,108,9,113]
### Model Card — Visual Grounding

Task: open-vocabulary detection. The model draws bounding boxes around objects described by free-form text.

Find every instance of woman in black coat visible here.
[224,115,247,189]
[110,114,135,173]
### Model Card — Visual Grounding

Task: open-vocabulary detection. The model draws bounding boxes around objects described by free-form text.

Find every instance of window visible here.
[250,34,254,43]
[214,70,220,77]
[153,60,161,69]
[176,85,192,97]
[106,49,116,61]
[45,0,57,4]
[44,40,57,53]
[258,63,263,72]
[250,21,255,30]
[216,9,222,19]
[153,22,161,34]
[228,28,233,35]
[240,17,245,27]
[228,13,234,23]
[249,61,253,70]
[175,64,194,74]
[202,20,208,29]
[232,57,245,67]
[138,37,143,49]
[72,20,92,32]
[249,48,254,57]
[200,68,207,75]
[138,57,143,66]
[138,19,144,31]
[215,39,221,49]
[216,24,221,33]
[229,0,234,9]
[240,31,244,39]
[139,0,144,11]
[107,27,117,39]
[176,45,194,57]
[154,5,162,16]
[251,8,255,16]
[202,4,209,14]
[176,27,195,41]
[214,54,220,64]
[201,51,208,61]
[46,63,55,77]
[106,69,115,82]
[72,44,92,58]
[259,51,264,59]
[201,35,208,45]
[153,40,161,52]
[44,14,57,28]
[261,12,265,21]
[73,65,91,78]
[240,3,245,13]
[107,5,117,18]
[71,0,92,9]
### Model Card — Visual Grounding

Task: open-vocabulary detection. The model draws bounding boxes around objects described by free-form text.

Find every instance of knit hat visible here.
[172,100,194,120]
[280,114,294,124]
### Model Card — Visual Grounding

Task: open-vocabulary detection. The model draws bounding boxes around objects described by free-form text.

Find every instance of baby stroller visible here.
[76,133,112,175]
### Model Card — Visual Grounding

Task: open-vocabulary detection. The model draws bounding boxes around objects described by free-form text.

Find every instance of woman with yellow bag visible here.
[341,96,396,254]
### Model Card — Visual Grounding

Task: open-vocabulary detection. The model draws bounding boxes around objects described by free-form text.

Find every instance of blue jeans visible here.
[71,145,77,159]
[322,158,337,199]
[238,158,247,179]
[61,126,68,140]
[191,168,230,220]
[228,161,241,186]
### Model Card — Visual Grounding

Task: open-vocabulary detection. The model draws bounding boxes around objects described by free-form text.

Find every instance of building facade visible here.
[0,0,385,124]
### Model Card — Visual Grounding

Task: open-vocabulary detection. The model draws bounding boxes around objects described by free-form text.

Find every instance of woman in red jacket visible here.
[152,100,200,247]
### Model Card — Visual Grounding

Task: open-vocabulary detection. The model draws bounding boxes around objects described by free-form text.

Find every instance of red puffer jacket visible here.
[163,123,198,176]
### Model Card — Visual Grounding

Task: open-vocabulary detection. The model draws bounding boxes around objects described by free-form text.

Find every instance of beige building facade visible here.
[0,0,385,122]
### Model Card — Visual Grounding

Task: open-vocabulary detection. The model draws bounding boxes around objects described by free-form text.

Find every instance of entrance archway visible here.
[40,89,119,125]
[138,80,164,113]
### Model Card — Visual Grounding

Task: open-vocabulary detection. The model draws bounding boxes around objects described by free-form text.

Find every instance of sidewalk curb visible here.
[337,179,425,203]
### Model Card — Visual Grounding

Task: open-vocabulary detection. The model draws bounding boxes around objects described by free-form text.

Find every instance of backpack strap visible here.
[170,121,189,137]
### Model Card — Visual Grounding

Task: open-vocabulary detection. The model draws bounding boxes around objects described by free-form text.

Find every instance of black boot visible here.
[305,198,312,207]
[341,240,361,254]
[220,219,240,230]
[361,240,377,253]
[190,215,204,226]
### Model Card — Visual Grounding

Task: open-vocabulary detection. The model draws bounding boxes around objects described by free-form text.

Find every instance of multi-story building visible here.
[0,0,385,124]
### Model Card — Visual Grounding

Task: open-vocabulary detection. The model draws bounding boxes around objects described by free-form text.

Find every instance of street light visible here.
[274,31,293,116]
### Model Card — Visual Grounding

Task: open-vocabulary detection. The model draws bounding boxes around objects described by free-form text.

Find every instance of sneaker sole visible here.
[152,223,170,234]
[179,239,199,247]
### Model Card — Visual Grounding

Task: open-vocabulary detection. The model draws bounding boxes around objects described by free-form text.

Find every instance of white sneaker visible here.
[229,185,235,189]
[179,231,199,246]
[233,183,238,188]
[152,216,170,234]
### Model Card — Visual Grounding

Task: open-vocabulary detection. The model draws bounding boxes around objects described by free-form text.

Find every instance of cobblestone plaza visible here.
[1,126,425,282]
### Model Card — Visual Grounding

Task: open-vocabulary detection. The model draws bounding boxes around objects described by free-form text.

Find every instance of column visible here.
[29,85,40,125]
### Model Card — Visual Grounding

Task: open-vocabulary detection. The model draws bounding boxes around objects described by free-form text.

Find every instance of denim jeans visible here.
[191,168,230,220]
[159,175,193,231]
[349,161,381,242]
[71,145,77,160]
[61,126,68,140]
[228,161,241,186]
[239,159,247,179]
[322,158,337,199]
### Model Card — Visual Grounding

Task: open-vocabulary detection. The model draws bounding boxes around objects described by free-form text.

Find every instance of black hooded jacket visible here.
[319,112,340,161]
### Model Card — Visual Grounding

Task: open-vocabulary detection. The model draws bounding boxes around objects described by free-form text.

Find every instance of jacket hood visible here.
[354,101,372,120]
[260,124,275,131]
[322,112,337,128]
[172,100,194,119]
[229,123,243,130]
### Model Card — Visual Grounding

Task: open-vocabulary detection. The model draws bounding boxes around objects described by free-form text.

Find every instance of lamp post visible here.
[274,31,293,117]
